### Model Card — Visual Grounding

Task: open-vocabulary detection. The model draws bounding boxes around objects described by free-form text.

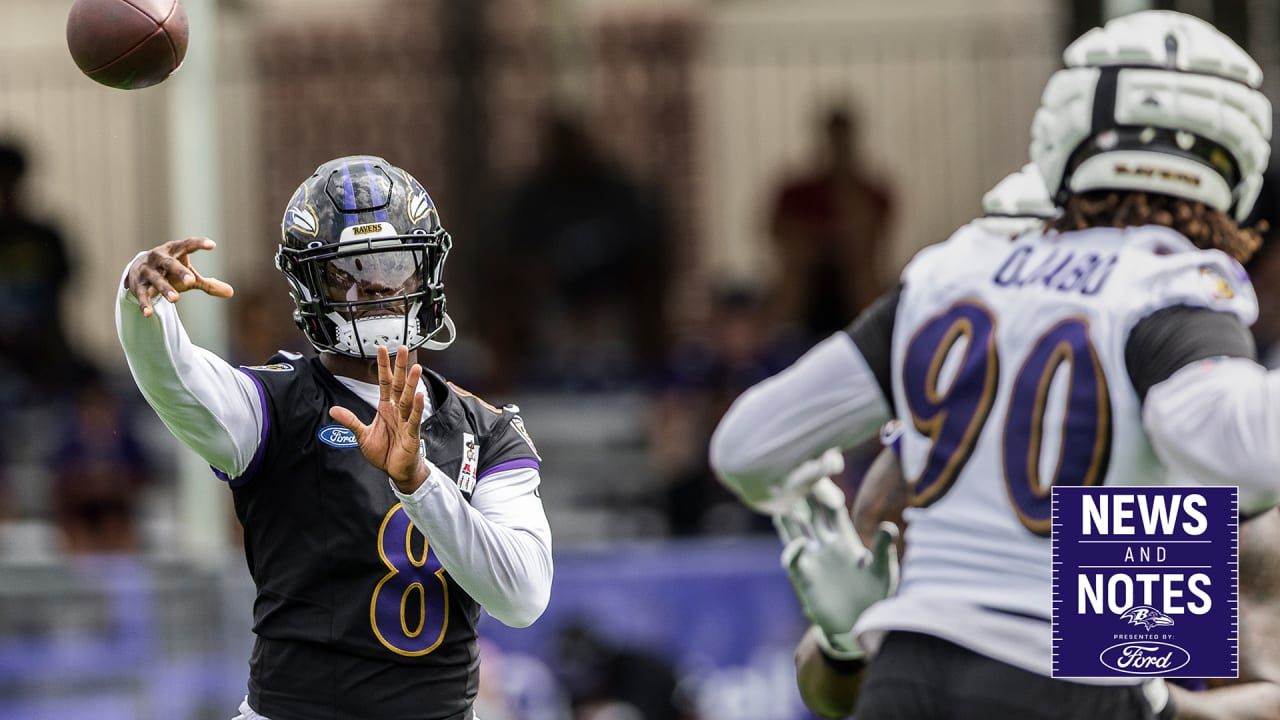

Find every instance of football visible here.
[66,0,189,90]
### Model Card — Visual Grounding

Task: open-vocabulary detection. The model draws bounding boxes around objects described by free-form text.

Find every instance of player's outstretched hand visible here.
[329,346,430,494]
[775,477,900,660]
[124,237,234,317]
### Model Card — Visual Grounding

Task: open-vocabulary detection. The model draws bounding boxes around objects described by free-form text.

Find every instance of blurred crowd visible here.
[0,98,901,556]
[9,95,1280,557]
[0,142,156,558]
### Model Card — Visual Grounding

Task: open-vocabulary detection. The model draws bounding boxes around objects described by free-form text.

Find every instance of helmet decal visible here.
[285,185,320,237]
[401,169,436,225]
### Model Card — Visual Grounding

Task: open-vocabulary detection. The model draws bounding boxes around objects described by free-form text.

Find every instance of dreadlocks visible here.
[1048,191,1266,264]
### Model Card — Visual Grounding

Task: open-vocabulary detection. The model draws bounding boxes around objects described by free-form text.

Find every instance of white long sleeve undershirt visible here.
[114,259,552,626]
[709,332,892,509]
[1144,357,1280,509]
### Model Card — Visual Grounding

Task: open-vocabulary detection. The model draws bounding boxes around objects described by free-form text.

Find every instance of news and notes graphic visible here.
[1052,486,1238,679]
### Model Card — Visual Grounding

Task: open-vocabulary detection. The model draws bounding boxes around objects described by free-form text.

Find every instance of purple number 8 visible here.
[370,503,450,656]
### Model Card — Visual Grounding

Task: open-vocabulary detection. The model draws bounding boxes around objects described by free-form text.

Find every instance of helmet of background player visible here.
[1030,10,1272,223]
[274,155,456,358]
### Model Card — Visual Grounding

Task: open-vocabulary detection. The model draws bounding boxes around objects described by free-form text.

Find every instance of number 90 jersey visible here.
[854,221,1257,680]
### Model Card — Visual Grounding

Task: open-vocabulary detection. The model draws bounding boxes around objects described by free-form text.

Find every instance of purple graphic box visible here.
[1052,486,1237,679]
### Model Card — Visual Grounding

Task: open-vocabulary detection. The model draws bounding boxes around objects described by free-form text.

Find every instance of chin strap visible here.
[422,312,456,351]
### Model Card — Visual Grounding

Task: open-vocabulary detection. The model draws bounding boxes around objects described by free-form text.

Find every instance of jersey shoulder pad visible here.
[900,222,1015,288]
[1118,227,1257,326]
[447,382,504,415]
[241,349,305,373]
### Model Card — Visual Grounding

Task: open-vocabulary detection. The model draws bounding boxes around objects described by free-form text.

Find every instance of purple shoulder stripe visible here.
[478,457,540,480]
[210,369,271,489]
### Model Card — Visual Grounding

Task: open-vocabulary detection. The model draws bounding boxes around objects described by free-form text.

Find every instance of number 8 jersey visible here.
[854,221,1257,680]
[232,354,544,719]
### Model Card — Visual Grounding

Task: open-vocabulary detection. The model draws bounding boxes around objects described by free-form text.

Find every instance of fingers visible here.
[815,447,846,478]
[376,346,393,403]
[774,511,810,545]
[170,238,233,298]
[404,390,426,437]
[166,236,217,256]
[129,253,185,313]
[871,522,898,566]
[194,275,235,298]
[329,405,367,442]
[780,535,808,571]
[807,478,849,540]
[872,521,901,592]
[388,347,407,404]
[398,362,422,422]
[128,238,226,315]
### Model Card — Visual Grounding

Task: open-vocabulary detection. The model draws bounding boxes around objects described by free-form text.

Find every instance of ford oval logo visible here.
[318,424,358,448]
[1098,642,1191,674]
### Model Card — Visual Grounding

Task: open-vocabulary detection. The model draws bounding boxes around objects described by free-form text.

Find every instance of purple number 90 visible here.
[902,302,1111,535]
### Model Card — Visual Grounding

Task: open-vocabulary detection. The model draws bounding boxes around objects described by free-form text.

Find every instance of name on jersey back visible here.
[993,245,1118,296]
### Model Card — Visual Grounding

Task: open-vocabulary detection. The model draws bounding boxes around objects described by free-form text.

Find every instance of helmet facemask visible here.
[277,231,453,358]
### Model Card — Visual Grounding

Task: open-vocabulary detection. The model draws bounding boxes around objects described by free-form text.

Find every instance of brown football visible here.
[66,0,189,90]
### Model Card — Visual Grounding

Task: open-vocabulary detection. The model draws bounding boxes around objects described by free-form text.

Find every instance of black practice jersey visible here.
[229,353,540,720]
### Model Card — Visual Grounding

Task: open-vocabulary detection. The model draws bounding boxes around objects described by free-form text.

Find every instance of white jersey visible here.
[854,222,1257,680]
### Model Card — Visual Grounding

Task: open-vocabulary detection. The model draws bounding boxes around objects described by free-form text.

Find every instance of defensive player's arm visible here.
[851,445,907,550]
[393,462,552,628]
[1134,306,1280,497]
[709,288,899,510]
[792,444,908,719]
[1173,507,1280,719]
[794,625,864,719]
[1169,683,1280,720]
[115,252,263,478]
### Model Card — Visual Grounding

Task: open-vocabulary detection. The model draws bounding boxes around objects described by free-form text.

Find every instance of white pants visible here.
[232,695,478,720]
[231,697,271,720]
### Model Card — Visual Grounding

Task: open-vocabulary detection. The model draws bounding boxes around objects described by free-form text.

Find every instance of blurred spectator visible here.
[50,367,153,554]
[493,111,670,391]
[0,448,8,530]
[649,284,806,535]
[228,282,306,366]
[769,104,894,342]
[553,618,686,720]
[0,141,77,406]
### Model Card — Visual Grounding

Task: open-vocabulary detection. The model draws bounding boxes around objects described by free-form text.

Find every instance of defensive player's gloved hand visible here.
[728,447,846,515]
[775,477,899,660]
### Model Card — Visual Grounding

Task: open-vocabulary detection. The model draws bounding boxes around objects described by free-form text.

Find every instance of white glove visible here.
[731,447,845,515]
[775,477,900,660]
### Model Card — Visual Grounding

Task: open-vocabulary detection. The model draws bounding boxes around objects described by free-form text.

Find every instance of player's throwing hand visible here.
[329,346,431,494]
[124,237,234,317]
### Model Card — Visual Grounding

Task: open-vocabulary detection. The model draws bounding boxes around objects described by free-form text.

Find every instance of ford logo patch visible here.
[1098,642,1191,675]
[318,425,358,448]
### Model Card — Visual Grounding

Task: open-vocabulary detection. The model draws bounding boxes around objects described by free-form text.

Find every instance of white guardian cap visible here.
[1030,10,1272,222]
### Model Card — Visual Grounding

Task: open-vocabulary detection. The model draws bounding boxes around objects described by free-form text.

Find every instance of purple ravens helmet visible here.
[275,156,455,358]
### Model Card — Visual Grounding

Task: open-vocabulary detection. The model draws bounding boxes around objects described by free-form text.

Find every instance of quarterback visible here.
[712,11,1277,718]
[116,156,552,719]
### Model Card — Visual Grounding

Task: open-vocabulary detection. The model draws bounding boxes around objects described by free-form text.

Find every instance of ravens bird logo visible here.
[1120,605,1176,631]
